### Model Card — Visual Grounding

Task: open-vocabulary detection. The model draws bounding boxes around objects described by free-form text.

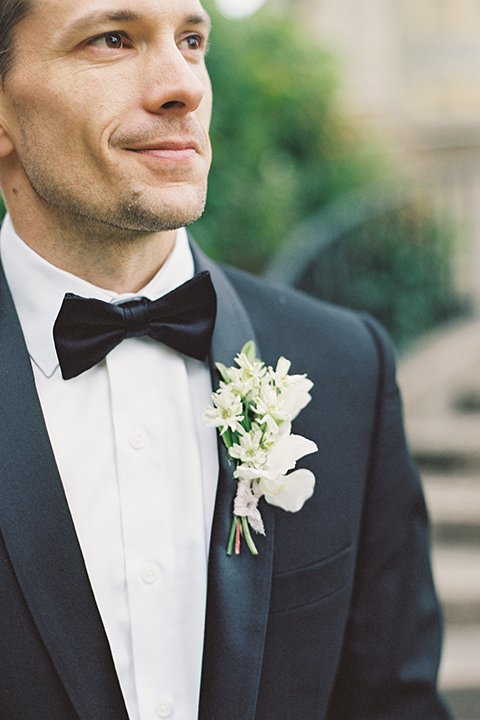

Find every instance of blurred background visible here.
[1,0,479,716]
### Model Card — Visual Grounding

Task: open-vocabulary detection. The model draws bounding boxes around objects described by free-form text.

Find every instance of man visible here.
[0,0,451,718]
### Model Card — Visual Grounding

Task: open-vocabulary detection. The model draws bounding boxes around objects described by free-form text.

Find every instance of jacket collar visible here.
[192,241,275,720]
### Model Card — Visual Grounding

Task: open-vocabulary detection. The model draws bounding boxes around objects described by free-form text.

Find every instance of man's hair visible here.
[0,0,32,84]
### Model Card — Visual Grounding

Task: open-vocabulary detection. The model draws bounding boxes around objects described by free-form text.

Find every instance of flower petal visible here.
[258,474,286,497]
[266,432,318,474]
[280,378,313,420]
[264,469,316,512]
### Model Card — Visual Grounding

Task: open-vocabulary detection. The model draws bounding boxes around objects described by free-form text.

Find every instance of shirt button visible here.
[141,563,160,584]
[129,429,146,449]
[155,698,173,717]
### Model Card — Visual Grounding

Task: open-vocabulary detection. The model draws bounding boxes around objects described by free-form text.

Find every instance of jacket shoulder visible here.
[221,264,393,378]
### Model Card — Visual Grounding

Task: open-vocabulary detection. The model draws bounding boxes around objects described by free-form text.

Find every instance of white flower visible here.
[203,385,244,435]
[268,357,313,420]
[233,479,265,535]
[253,386,289,434]
[217,352,268,401]
[265,426,317,475]
[279,376,313,420]
[267,357,294,395]
[229,427,267,467]
[235,352,268,381]
[264,469,316,512]
[223,366,259,401]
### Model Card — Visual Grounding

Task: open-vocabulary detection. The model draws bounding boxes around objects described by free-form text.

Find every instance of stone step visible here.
[442,687,480,720]
[397,318,480,421]
[405,416,480,471]
[439,625,480,689]
[431,544,480,625]
[439,626,480,720]
[423,475,480,543]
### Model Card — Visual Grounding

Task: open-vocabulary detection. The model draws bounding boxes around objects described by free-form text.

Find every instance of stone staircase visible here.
[398,320,480,720]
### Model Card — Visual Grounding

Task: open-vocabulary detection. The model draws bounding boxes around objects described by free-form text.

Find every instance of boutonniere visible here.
[204,341,318,555]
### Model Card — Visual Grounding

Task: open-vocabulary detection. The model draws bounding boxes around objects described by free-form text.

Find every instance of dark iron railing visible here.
[263,184,467,348]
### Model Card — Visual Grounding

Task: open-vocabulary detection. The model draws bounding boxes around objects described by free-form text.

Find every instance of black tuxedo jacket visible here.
[0,241,450,719]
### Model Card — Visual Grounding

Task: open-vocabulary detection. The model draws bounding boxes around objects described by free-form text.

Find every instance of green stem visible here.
[241,516,259,556]
[226,516,237,556]
[243,402,253,432]
[222,427,233,450]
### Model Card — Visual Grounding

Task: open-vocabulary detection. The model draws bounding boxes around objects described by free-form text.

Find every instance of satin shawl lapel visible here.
[0,263,128,720]
[192,243,275,720]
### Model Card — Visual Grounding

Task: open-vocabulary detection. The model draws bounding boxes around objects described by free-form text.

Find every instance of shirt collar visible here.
[0,214,194,378]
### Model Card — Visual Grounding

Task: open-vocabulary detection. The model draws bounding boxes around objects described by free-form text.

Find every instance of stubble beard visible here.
[15,116,209,245]
[23,159,208,241]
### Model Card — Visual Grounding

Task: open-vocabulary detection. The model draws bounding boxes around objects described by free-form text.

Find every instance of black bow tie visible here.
[53,271,217,380]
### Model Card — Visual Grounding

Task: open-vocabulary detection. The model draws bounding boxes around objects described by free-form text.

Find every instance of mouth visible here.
[126,139,200,163]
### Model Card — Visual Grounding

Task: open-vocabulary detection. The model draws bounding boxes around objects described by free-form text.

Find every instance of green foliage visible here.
[193,2,384,273]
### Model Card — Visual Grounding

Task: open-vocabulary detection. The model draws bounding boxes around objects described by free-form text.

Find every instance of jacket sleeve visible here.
[326,317,452,719]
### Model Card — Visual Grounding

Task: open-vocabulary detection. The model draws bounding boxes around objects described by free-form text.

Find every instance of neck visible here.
[5,201,177,294]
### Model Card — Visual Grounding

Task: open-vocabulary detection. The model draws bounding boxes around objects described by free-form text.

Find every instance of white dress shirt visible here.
[0,215,219,720]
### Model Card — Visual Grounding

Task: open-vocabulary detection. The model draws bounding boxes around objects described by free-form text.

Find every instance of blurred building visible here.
[275,0,480,127]
[273,0,480,305]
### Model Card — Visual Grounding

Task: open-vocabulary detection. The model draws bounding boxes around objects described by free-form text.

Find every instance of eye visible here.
[88,32,132,50]
[180,34,204,52]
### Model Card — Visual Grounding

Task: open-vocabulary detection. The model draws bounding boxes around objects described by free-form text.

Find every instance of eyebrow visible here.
[67,10,140,35]
[66,9,211,37]
[187,14,211,31]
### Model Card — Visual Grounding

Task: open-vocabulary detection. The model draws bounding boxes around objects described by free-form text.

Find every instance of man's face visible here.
[0,0,213,235]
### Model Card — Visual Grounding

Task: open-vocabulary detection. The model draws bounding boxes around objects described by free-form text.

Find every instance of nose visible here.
[142,41,207,116]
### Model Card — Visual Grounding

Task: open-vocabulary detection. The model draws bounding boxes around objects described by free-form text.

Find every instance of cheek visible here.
[202,74,213,122]
[39,71,122,128]
[198,84,213,141]
[33,86,114,161]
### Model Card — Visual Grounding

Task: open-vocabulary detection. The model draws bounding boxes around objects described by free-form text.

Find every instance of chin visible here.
[116,185,208,232]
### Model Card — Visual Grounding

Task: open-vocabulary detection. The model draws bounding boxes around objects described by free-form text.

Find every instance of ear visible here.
[0,100,16,158]
[0,127,15,157]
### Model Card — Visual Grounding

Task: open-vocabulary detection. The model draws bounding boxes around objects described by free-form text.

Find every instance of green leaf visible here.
[241,340,257,363]
[215,362,230,383]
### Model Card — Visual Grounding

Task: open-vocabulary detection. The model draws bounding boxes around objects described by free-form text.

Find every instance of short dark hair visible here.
[0,0,33,84]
